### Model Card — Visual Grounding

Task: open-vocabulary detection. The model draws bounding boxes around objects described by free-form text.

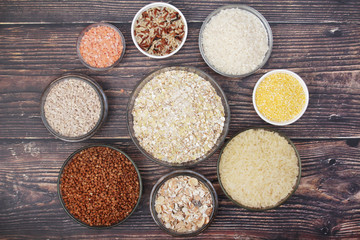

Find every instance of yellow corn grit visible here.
[255,72,306,122]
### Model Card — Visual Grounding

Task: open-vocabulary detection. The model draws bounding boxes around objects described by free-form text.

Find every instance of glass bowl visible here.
[57,144,143,229]
[131,2,188,59]
[40,74,108,142]
[127,66,230,168]
[199,5,273,78]
[253,69,309,126]
[149,170,218,237]
[77,22,126,71]
[217,127,301,211]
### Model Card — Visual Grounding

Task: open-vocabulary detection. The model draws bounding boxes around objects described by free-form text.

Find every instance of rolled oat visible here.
[132,70,225,163]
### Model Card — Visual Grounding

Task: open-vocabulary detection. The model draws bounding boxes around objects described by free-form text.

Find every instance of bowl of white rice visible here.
[217,128,301,211]
[199,5,273,78]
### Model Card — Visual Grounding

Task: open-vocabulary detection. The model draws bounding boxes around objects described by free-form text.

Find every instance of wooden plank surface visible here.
[1,139,360,239]
[0,0,360,24]
[0,23,359,139]
[1,0,360,239]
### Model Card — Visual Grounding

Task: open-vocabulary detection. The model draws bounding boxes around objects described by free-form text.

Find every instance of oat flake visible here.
[132,70,225,163]
[155,176,213,233]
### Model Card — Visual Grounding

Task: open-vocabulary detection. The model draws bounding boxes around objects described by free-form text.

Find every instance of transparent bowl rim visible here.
[57,144,143,229]
[77,22,126,71]
[40,74,108,142]
[199,4,273,78]
[217,127,302,211]
[149,169,218,236]
[126,66,230,168]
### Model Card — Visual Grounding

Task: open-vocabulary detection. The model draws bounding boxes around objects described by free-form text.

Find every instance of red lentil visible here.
[79,25,123,68]
[60,146,140,227]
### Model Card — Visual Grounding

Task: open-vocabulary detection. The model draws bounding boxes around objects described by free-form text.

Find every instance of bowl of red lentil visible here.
[150,170,218,237]
[253,69,309,126]
[77,22,126,70]
[40,74,108,142]
[131,2,188,59]
[57,145,142,228]
[127,66,230,168]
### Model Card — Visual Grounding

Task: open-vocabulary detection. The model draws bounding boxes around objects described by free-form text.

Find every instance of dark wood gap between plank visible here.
[1,20,360,25]
[0,137,359,142]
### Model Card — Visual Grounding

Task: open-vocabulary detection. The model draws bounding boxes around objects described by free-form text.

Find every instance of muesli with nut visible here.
[155,175,214,233]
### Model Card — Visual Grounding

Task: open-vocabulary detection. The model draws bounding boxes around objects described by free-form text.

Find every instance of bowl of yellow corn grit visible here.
[253,69,309,126]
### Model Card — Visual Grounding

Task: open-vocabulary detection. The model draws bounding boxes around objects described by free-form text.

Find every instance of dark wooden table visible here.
[1,0,360,239]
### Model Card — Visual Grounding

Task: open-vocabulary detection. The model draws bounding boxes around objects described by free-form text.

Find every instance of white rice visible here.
[202,8,269,75]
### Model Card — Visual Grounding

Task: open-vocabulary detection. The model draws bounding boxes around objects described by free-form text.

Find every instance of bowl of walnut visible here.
[131,2,188,59]
[150,170,218,237]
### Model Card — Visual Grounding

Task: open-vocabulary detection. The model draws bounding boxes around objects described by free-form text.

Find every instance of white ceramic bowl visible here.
[253,69,309,126]
[131,2,188,59]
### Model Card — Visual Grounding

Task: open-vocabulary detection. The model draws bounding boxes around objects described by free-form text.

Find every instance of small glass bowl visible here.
[77,22,126,71]
[149,170,218,237]
[199,5,273,78]
[217,127,301,211]
[253,69,309,126]
[57,144,143,229]
[127,66,230,168]
[40,74,108,142]
[131,2,188,59]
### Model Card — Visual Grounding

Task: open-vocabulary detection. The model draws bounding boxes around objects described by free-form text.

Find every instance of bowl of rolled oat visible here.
[127,66,230,167]
[131,2,188,59]
[150,170,218,236]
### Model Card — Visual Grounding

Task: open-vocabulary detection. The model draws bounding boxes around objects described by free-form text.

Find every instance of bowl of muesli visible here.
[149,170,218,236]
[131,2,188,58]
[127,66,230,167]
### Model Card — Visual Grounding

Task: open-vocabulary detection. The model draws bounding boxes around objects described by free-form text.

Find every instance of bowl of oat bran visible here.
[127,66,230,167]
[40,74,108,142]
[150,170,218,236]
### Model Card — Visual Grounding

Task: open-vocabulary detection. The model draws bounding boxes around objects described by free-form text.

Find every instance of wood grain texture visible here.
[1,0,360,239]
[0,139,359,239]
[0,23,359,139]
[0,0,359,24]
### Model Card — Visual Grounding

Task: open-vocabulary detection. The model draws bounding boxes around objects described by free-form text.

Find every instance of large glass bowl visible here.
[127,66,230,168]
[217,127,301,211]
[199,5,273,78]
